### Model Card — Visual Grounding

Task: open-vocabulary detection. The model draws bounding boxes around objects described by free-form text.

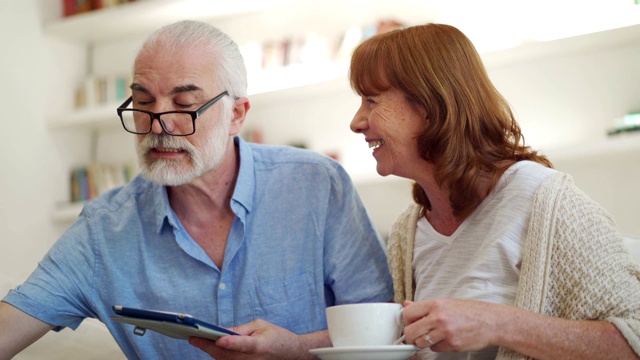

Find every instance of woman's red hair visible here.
[350,23,552,219]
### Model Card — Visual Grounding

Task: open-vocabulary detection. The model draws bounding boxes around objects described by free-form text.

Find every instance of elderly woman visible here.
[349,23,640,360]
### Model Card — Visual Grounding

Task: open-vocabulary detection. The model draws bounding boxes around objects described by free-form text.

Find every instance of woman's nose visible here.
[350,108,368,134]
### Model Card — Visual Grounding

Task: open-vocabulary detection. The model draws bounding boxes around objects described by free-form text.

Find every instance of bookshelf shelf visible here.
[44,0,297,43]
[52,202,84,223]
[48,102,121,130]
[481,22,640,70]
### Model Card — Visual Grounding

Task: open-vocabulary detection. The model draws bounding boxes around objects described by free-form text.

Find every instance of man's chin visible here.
[140,165,199,186]
[144,173,197,186]
[137,155,202,186]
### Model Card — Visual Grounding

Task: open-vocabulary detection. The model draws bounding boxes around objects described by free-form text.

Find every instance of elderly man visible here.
[0,20,392,359]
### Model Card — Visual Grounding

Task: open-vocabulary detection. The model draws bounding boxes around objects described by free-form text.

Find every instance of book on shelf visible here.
[69,162,138,203]
[607,112,640,136]
[74,74,131,109]
[62,0,137,18]
[240,18,405,74]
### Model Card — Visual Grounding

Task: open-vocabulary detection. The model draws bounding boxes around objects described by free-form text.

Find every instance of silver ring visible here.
[425,334,434,346]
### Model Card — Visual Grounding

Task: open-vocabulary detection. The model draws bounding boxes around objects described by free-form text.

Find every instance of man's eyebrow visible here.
[170,85,202,94]
[130,83,150,94]
[129,84,203,95]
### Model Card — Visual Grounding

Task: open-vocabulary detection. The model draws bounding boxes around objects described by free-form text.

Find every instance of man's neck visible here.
[165,144,240,268]
[168,144,240,224]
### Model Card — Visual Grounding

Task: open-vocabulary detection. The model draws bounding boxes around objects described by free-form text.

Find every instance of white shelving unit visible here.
[51,202,86,223]
[42,0,298,43]
[44,0,640,132]
[481,22,640,69]
[44,0,640,223]
[48,102,121,130]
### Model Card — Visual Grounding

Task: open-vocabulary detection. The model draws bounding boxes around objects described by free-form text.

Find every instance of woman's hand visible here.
[401,299,508,352]
[189,319,330,360]
[400,299,639,360]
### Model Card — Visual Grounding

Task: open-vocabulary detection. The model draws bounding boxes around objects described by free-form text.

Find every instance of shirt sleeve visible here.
[2,213,97,330]
[322,163,394,305]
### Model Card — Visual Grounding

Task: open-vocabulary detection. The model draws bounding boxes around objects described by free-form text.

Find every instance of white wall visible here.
[488,41,640,235]
[0,0,65,286]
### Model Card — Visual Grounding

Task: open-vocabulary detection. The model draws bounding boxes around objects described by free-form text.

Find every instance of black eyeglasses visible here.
[116,91,229,136]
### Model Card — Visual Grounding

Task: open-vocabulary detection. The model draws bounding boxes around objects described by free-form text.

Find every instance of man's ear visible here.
[229,97,250,136]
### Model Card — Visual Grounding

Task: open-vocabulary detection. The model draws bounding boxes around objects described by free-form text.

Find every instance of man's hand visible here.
[189,319,330,360]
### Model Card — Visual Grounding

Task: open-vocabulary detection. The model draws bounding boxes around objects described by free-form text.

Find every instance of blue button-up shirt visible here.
[3,137,393,359]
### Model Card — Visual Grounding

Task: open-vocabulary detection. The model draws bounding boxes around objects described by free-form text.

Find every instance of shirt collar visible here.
[231,136,255,217]
[155,183,174,234]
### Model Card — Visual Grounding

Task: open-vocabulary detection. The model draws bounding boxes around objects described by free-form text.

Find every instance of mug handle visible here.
[393,308,406,345]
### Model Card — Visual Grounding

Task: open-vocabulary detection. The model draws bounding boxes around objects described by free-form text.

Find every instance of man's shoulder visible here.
[248,142,340,171]
[81,175,156,217]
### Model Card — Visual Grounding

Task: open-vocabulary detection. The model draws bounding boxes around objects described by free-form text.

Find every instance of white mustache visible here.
[141,134,193,154]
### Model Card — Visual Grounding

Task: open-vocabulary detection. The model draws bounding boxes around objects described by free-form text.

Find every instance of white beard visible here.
[135,116,230,186]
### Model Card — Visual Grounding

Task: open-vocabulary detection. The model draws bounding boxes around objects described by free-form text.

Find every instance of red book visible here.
[63,0,77,17]
[91,0,105,10]
[76,0,92,14]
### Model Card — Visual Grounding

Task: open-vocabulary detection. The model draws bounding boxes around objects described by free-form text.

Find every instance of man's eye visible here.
[134,100,152,107]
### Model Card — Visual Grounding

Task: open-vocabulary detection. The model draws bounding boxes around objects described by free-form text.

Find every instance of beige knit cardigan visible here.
[387,172,640,358]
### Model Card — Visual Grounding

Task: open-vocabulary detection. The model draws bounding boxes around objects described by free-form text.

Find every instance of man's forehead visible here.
[130,82,205,96]
[132,45,220,97]
[137,42,214,67]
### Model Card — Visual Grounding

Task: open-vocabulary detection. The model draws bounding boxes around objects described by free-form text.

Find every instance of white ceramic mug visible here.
[326,302,403,347]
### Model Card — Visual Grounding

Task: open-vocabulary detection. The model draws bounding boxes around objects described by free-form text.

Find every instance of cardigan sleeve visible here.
[499,172,640,359]
[550,175,640,355]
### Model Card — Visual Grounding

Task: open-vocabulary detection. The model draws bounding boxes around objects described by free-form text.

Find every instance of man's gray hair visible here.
[136,20,248,99]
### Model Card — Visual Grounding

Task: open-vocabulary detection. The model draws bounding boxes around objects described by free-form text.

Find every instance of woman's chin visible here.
[375,165,392,177]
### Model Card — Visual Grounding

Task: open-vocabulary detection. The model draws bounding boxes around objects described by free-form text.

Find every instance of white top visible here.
[412,161,555,360]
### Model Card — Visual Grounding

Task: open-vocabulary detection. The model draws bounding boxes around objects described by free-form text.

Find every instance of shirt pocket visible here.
[251,272,323,334]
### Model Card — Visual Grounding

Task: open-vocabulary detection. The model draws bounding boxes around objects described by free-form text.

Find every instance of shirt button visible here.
[219,283,226,290]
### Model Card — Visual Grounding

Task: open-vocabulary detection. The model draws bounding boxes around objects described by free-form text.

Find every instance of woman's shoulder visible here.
[500,160,557,193]
[508,160,556,180]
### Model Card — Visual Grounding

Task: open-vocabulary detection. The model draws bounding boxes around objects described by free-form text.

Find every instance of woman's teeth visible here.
[369,140,384,150]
